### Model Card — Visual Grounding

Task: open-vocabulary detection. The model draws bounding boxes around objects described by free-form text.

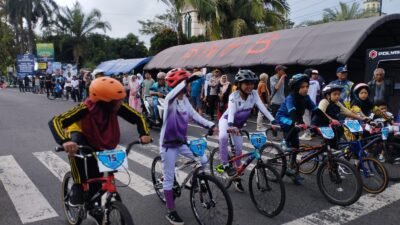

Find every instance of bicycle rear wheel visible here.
[298,150,320,175]
[259,143,287,178]
[317,158,362,206]
[151,156,166,203]
[105,201,135,225]
[359,157,388,194]
[209,148,233,189]
[61,172,83,225]
[190,173,233,225]
[249,162,285,217]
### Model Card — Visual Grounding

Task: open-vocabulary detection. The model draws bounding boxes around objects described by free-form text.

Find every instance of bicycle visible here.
[298,120,388,194]
[261,125,363,206]
[55,140,142,225]
[151,135,234,225]
[209,129,285,217]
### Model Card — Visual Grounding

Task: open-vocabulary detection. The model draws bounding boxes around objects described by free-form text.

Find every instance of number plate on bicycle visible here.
[96,149,128,172]
[344,120,363,133]
[319,127,335,139]
[249,133,267,149]
[189,138,207,157]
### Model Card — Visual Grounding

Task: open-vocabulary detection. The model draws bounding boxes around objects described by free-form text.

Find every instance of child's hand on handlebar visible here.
[330,120,341,126]
[227,126,241,135]
[140,135,152,144]
[62,141,78,156]
[295,123,308,130]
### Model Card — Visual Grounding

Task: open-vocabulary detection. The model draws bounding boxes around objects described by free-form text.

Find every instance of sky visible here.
[53,0,400,46]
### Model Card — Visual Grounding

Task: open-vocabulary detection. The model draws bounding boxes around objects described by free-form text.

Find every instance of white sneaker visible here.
[256,126,267,131]
[299,133,312,141]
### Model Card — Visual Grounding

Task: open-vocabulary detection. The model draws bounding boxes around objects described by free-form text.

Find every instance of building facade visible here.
[182,5,207,38]
[363,0,381,17]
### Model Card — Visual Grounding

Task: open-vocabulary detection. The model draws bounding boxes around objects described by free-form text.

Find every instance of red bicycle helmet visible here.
[165,68,191,88]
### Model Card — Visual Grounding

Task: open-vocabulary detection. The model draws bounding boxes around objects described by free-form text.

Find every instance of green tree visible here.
[323,1,362,21]
[149,28,178,55]
[54,2,111,67]
[5,0,58,53]
[138,10,179,35]
[110,33,148,59]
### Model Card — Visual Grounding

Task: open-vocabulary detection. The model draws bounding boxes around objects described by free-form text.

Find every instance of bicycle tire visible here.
[190,173,233,225]
[358,157,388,194]
[61,172,83,225]
[209,147,233,189]
[259,143,287,178]
[298,150,320,175]
[151,156,166,203]
[105,201,135,225]
[248,163,286,217]
[317,158,362,206]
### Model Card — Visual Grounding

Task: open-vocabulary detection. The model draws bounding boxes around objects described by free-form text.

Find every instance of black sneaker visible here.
[233,180,245,193]
[166,211,184,225]
[223,165,237,177]
[68,184,84,207]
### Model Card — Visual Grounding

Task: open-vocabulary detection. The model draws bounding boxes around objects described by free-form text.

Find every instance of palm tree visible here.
[55,2,111,66]
[4,0,24,52]
[262,0,290,30]
[323,2,362,22]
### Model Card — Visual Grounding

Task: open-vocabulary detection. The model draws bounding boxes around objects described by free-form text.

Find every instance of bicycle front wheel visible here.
[249,163,285,217]
[151,156,166,203]
[317,158,362,206]
[359,157,388,194]
[105,201,135,225]
[259,143,287,178]
[190,173,233,225]
[209,147,232,189]
[298,150,320,175]
[61,172,83,225]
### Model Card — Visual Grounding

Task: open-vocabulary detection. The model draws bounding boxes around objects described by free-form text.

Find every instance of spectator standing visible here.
[122,73,130,102]
[300,71,320,141]
[190,68,205,114]
[71,75,80,102]
[34,76,40,93]
[64,72,73,100]
[129,74,142,112]
[24,76,30,92]
[257,73,270,131]
[368,68,393,103]
[270,65,288,117]
[18,77,25,92]
[142,72,155,99]
[206,69,221,120]
[217,74,232,119]
[45,74,52,96]
[329,66,353,109]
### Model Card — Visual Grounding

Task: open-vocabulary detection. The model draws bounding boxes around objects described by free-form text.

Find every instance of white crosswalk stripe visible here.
[0,155,58,224]
[33,151,155,196]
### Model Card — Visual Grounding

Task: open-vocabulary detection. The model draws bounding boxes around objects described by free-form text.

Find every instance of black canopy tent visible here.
[145,14,400,82]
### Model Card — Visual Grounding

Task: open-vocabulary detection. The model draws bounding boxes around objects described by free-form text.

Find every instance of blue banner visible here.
[16,54,35,77]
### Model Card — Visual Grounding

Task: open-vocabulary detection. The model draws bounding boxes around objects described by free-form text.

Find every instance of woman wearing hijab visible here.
[217,74,232,119]
[129,74,142,112]
[350,83,374,118]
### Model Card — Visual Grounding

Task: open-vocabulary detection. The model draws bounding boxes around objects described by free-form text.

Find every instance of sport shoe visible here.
[378,155,385,163]
[166,211,184,225]
[233,180,245,193]
[292,175,305,185]
[256,126,268,131]
[68,184,84,207]
[299,133,312,141]
[223,165,237,177]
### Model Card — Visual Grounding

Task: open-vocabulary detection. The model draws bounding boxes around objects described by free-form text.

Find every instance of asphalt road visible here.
[0,88,399,225]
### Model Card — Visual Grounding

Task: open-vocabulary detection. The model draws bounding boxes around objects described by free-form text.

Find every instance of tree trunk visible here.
[177,14,183,45]
[27,19,35,54]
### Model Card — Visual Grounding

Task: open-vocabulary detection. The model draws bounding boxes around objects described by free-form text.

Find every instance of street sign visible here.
[36,43,54,61]
[16,54,35,77]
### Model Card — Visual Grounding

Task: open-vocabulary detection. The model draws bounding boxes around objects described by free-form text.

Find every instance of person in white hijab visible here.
[129,74,142,112]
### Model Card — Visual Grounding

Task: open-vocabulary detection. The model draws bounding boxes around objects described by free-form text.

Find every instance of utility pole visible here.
[379,0,383,16]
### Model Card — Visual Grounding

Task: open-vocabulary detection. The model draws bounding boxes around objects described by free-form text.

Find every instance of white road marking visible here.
[34,151,154,196]
[283,183,400,225]
[0,155,58,224]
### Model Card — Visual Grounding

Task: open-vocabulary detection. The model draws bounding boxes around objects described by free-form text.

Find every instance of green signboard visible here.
[36,43,54,60]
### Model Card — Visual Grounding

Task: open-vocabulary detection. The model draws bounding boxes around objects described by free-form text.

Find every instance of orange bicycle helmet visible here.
[165,68,190,88]
[89,77,126,102]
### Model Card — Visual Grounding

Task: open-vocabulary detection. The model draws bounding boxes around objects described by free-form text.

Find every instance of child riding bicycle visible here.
[160,68,217,225]
[218,70,276,193]
[49,77,151,207]
[275,74,333,184]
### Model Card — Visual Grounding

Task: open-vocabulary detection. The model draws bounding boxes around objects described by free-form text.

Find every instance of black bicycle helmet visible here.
[234,69,258,83]
[322,84,343,96]
[288,74,309,90]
